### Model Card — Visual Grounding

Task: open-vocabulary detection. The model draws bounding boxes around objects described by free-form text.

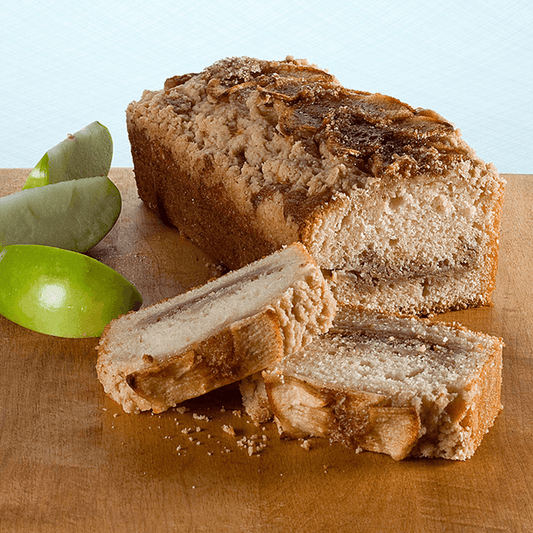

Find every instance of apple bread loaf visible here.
[96,243,335,413]
[126,56,505,316]
[261,306,503,460]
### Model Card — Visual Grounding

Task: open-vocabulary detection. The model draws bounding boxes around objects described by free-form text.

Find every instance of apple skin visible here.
[0,244,142,338]
[23,121,113,189]
[0,176,122,253]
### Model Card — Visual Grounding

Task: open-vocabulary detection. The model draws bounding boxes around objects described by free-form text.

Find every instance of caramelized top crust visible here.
[162,56,471,188]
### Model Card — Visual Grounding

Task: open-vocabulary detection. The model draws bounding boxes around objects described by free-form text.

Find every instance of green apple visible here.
[0,244,142,338]
[0,176,121,253]
[23,121,113,189]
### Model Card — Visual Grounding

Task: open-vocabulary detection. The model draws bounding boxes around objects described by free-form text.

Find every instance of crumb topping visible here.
[155,56,471,202]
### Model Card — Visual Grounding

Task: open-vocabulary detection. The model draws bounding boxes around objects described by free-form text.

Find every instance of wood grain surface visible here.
[0,169,532,533]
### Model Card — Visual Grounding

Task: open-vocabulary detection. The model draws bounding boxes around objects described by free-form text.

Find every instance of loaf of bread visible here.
[126,56,506,316]
[260,306,503,460]
[96,243,335,413]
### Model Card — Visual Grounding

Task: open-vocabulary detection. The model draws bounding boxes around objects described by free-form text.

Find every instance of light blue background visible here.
[2,0,532,173]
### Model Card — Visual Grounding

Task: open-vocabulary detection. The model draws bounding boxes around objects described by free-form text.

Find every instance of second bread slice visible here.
[96,243,336,413]
[263,306,503,460]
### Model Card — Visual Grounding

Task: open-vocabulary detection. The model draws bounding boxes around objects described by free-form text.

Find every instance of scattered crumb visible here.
[237,434,268,456]
[300,439,312,451]
[106,396,283,460]
[222,424,236,437]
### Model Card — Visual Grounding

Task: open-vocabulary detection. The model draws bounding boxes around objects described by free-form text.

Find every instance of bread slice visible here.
[262,306,503,460]
[96,243,336,413]
[126,55,505,316]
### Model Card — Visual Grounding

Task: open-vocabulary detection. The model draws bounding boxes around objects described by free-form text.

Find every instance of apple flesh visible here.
[0,176,121,253]
[0,244,142,338]
[23,121,113,189]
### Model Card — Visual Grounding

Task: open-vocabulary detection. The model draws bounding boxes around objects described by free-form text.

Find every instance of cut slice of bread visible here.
[96,243,336,413]
[126,55,505,316]
[262,306,503,460]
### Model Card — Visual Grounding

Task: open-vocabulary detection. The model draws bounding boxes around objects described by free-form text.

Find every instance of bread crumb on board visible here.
[103,386,316,459]
[222,424,236,437]
[107,401,273,458]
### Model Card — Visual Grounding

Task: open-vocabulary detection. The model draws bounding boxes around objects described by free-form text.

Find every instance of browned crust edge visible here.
[409,337,503,459]
[483,170,507,305]
[127,120,281,270]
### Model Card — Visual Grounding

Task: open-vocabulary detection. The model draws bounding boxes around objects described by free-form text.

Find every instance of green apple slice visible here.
[0,244,142,338]
[23,121,113,189]
[0,176,121,253]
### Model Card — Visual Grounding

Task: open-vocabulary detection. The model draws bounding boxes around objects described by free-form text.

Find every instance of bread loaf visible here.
[261,306,503,460]
[126,56,505,316]
[96,243,335,413]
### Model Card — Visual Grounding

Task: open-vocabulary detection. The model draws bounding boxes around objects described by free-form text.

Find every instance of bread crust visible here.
[410,332,503,459]
[128,122,280,268]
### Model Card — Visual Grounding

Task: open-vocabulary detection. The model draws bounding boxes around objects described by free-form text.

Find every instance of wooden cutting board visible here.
[1,169,531,532]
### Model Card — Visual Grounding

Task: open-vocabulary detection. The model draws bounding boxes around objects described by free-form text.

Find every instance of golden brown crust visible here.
[197,56,466,183]
[128,121,279,268]
[483,171,506,302]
